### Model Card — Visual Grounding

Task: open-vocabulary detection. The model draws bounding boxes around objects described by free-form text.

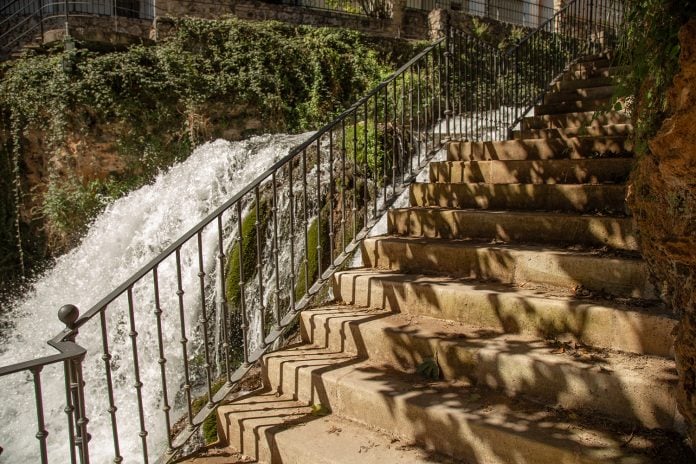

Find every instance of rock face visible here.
[629,18,696,445]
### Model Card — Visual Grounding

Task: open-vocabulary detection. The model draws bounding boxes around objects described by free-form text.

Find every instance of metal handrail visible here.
[1,0,156,53]
[0,1,625,462]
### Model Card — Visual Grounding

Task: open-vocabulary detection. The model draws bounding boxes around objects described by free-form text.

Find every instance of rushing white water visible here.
[0,133,312,464]
[0,107,518,463]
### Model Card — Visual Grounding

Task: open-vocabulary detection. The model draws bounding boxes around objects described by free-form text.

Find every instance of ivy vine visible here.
[0,18,413,284]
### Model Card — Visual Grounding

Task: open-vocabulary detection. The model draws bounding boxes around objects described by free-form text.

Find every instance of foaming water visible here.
[0,133,311,463]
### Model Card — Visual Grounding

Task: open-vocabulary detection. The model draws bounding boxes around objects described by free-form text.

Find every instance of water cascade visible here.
[0,133,314,463]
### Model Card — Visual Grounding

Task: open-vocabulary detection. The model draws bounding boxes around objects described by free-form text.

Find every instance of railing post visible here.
[58,305,91,464]
[37,0,44,44]
[64,0,69,37]
[444,27,451,141]
[588,0,595,52]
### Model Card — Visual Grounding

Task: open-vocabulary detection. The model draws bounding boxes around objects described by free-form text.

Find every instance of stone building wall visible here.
[158,0,431,39]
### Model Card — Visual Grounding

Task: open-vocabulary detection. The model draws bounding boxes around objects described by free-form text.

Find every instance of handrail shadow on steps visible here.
[0,1,626,462]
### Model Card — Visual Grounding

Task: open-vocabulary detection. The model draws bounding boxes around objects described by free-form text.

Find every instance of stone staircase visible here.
[206,54,694,463]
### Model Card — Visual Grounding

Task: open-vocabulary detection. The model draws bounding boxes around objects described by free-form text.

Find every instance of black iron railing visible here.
[0,0,155,54]
[0,1,625,463]
[407,0,556,28]
[276,0,392,18]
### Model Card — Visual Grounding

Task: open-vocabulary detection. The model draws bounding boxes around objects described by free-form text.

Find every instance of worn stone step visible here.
[447,136,632,161]
[333,270,675,357]
[563,65,628,80]
[262,347,691,463]
[388,208,637,250]
[570,56,614,71]
[216,391,461,463]
[575,52,614,63]
[513,123,633,139]
[535,98,614,115]
[543,85,616,104]
[299,307,680,429]
[521,111,630,130]
[429,158,632,184]
[552,76,615,92]
[409,182,627,214]
[361,237,655,299]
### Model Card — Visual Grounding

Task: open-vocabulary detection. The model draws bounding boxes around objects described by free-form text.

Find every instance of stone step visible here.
[552,76,615,92]
[262,346,690,463]
[409,182,627,214]
[447,136,632,161]
[570,59,613,71]
[521,111,630,130]
[217,394,459,463]
[563,65,628,80]
[513,123,633,139]
[535,98,614,115]
[388,208,638,250]
[333,270,675,357]
[543,85,615,104]
[429,158,632,184]
[575,52,614,63]
[299,307,680,429]
[360,237,655,299]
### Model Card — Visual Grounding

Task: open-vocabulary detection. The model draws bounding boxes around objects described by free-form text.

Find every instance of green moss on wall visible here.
[225,198,271,307]
[294,204,331,302]
[223,198,271,365]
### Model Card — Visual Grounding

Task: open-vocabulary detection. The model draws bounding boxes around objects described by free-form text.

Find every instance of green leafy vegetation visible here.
[416,354,440,380]
[616,0,696,154]
[0,18,420,284]
[190,376,228,444]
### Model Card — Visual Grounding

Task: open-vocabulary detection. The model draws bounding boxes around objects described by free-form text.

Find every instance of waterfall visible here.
[0,133,313,463]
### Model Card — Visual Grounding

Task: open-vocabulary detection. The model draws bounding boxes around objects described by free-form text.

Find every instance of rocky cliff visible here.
[629,18,696,446]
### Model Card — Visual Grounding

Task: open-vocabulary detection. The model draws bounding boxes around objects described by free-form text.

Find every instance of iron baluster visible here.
[30,366,48,464]
[254,186,266,345]
[416,62,422,166]
[301,149,310,297]
[236,201,250,365]
[127,287,149,462]
[372,94,379,218]
[340,118,347,251]
[99,310,124,462]
[352,110,359,239]
[391,81,398,192]
[62,356,77,464]
[400,73,406,184]
[408,66,415,176]
[272,171,281,326]
[383,85,388,203]
[288,165,297,314]
[175,249,194,430]
[328,129,336,269]
[444,32,451,141]
[363,101,369,226]
[315,138,323,279]
[58,304,90,464]
[196,231,215,405]
[216,215,233,384]
[437,41,443,146]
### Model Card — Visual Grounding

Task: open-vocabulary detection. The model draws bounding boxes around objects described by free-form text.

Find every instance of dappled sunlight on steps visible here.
[189,50,694,464]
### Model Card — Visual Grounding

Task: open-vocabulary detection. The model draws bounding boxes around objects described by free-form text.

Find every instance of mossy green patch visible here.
[190,376,227,444]
[225,198,270,307]
[294,204,331,301]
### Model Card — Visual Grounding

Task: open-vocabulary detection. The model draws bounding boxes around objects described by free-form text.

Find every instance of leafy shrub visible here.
[0,18,414,279]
